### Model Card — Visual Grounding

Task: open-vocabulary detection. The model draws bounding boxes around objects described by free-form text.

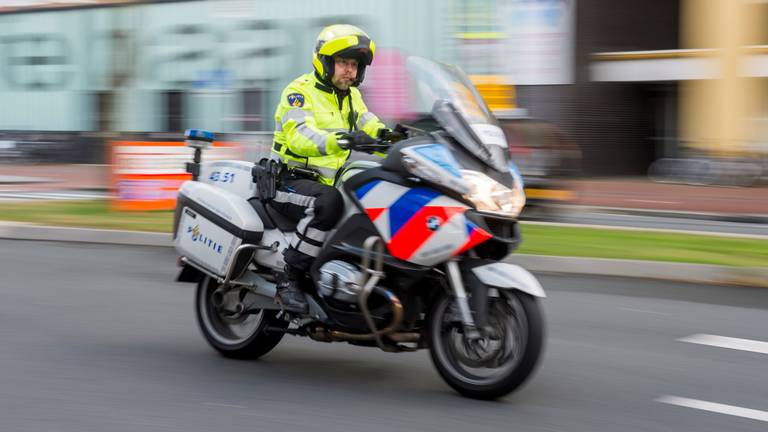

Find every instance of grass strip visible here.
[1,200,766,267]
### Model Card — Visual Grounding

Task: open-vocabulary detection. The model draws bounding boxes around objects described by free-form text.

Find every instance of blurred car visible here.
[498,117,582,219]
[0,140,23,163]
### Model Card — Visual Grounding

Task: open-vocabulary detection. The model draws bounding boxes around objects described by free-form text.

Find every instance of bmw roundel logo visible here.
[426,216,442,231]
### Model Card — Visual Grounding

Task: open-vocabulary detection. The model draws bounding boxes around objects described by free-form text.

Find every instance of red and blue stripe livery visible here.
[355,180,491,266]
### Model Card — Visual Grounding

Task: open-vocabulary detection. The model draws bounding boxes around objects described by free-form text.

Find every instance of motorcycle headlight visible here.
[460,169,526,217]
[400,144,470,195]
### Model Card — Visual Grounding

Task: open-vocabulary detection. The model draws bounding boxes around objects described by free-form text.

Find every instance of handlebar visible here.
[337,126,411,154]
[353,142,393,153]
[336,138,394,154]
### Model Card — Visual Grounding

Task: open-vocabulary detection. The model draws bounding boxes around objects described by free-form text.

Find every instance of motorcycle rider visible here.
[270,24,388,313]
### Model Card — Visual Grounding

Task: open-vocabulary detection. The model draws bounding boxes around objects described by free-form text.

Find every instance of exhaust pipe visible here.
[309,237,420,350]
[309,286,406,346]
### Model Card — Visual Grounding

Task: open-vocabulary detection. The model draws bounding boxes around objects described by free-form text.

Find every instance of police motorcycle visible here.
[173,57,545,400]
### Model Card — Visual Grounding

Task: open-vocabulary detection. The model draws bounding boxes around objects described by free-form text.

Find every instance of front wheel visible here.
[426,289,545,400]
[195,276,287,359]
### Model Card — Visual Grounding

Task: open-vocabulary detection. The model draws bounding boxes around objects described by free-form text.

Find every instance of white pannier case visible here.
[173,180,264,278]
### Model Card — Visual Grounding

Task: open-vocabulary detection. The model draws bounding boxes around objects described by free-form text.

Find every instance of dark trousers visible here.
[270,178,343,271]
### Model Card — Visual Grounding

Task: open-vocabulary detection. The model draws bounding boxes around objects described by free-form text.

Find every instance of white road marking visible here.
[678,334,768,355]
[657,396,768,422]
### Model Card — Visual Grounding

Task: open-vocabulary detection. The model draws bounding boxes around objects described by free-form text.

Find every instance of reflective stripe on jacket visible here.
[273,72,386,184]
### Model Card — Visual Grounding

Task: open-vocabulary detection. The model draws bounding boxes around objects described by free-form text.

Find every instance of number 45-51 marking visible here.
[209,171,235,183]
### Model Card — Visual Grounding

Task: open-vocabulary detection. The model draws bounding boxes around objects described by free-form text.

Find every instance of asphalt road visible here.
[1,240,766,432]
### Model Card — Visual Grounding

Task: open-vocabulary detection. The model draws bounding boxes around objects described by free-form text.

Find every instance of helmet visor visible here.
[319,35,375,65]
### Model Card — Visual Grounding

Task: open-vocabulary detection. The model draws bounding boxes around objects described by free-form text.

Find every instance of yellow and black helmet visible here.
[313,24,376,87]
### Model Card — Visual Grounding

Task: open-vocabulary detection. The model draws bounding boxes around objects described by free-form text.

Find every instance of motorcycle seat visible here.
[248,198,298,232]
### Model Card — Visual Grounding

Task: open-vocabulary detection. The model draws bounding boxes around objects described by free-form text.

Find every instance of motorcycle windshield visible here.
[406,56,509,172]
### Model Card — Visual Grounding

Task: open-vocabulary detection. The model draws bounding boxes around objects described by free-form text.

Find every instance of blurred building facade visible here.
[528,0,679,176]
[585,0,768,181]
[0,0,452,134]
[1,0,766,180]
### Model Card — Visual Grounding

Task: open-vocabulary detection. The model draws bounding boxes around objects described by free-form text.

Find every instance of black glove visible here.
[377,128,407,142]
[336,130,376,150]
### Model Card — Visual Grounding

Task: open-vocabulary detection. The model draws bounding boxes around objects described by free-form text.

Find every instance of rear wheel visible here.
[427,289,544,400]
[195,276,287,359]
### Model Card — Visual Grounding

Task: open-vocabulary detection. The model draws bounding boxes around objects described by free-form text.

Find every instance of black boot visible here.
[275,267,308,314]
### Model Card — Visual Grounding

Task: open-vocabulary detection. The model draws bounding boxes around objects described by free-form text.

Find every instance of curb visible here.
[1,222,766,288]
[549,204,768,225]
[0,222,170,247]
[521,220,768,240]
[505,255,768,289]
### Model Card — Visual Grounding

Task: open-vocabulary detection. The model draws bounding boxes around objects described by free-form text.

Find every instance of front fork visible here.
[445,260,488,340]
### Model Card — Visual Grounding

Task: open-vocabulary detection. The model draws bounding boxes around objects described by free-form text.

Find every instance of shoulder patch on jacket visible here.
[287,93,305,107]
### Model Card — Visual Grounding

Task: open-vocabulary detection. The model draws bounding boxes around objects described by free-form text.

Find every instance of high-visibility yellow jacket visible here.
[272,72,386,184]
